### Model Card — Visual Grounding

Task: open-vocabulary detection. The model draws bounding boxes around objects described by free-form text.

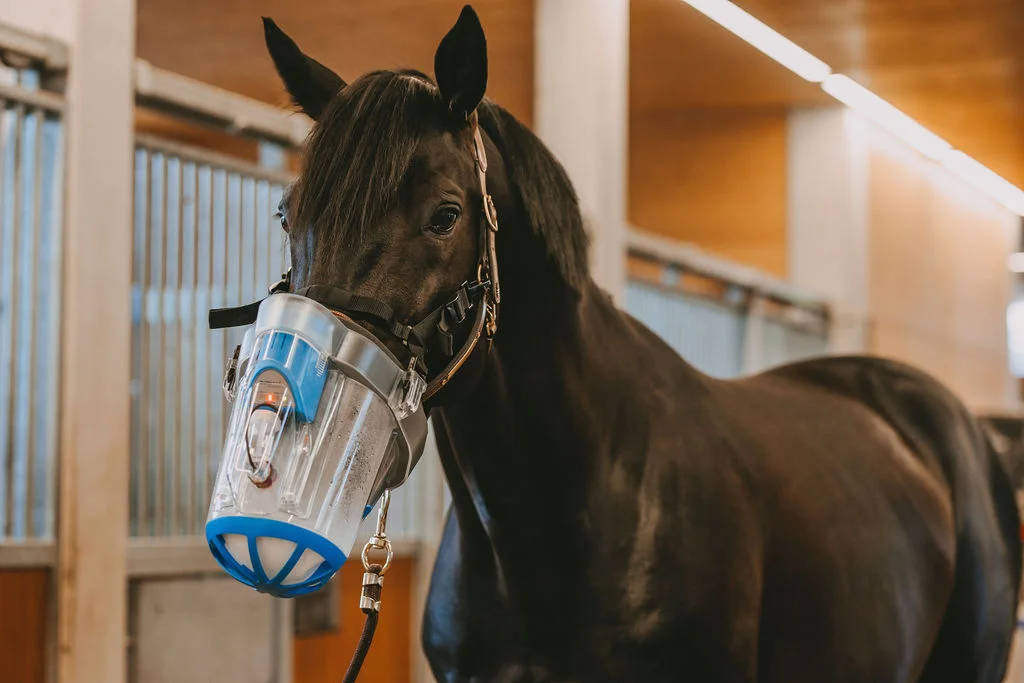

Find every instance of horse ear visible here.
[262,17,345,121]
[434,5,488,121]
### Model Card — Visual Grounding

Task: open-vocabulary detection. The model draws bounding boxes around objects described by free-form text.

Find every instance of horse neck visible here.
[435,269,618,562]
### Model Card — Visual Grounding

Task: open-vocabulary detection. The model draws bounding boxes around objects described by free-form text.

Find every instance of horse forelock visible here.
[289,68,444,264]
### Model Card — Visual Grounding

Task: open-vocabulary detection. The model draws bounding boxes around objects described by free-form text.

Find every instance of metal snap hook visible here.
[360,489,394,575]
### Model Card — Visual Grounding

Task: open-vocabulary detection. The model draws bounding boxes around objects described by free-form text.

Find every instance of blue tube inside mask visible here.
[246,331,329,422]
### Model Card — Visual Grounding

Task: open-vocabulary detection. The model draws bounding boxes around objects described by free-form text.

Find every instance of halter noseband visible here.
[209,111,500,403]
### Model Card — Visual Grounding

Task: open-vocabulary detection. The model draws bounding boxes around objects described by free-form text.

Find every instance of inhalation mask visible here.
[206,293,427,597]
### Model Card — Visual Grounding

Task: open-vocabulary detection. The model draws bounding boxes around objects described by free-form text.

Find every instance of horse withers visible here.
[258,6,1022,681]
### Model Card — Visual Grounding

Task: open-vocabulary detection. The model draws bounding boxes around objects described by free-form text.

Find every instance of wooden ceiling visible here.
[630,0,829,110]
[135,0,1024,185]
[631,0,1024,185]
[135,0,536,124]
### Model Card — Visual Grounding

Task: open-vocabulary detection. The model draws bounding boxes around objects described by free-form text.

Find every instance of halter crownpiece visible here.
[470,110,501,305]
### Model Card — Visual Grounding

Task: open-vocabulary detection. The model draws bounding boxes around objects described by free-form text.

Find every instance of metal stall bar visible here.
[0,24,68,72]
[134,60,310,148]
[2,103,22,541]
[23,102,44,539]
[180,160,196,535]
[0,62,65,550]
[131,147,149,537]
[131,134,291,538]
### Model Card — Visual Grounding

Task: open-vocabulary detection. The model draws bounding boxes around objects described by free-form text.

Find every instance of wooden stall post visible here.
[57,0,135,681]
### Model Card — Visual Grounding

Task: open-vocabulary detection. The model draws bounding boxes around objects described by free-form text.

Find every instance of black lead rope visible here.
[342,563,384,683]
[342,490,394,682]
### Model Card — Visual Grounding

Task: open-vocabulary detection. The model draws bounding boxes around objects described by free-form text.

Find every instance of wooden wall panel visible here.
[867,136,1015,410]
[0,569,50,683]
[294,558,413,683]
[629,108,789,277]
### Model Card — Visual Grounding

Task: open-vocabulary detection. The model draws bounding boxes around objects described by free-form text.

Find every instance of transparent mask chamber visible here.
[207,326,403,597]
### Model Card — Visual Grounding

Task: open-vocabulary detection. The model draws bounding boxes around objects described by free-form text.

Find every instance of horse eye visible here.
[428,206,460,235]
[274,212,289,233]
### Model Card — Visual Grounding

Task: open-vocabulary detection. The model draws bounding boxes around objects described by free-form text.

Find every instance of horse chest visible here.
[424,526,714,682]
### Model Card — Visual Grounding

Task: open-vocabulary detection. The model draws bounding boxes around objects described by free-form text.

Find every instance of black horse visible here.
[261,6,1021,681]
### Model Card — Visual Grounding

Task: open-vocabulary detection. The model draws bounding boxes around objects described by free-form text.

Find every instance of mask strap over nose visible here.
[208,271,292,330]
[293,277,491,374]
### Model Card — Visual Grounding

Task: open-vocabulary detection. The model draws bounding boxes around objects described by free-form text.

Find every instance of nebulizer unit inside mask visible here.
[206,293,427,598]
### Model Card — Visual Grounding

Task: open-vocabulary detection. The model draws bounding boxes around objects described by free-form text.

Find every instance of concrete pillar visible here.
[1,0,136,681]
[787,107,871,353]
[534,0,629,301]
[789,105,1017,410]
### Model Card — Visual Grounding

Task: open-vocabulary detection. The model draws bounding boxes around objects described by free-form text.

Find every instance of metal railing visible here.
[626,229,831,378]
[0,60,66,544]
[130,135,291,537]
[627,280,746,376]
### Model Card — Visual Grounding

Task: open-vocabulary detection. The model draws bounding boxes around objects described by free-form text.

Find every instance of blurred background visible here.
[0,0,1022,681]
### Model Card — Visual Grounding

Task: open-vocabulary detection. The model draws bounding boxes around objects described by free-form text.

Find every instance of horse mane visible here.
[290,68,590,291]
[477,101,590,292]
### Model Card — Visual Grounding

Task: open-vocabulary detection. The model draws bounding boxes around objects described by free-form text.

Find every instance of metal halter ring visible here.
[361,489,394,574]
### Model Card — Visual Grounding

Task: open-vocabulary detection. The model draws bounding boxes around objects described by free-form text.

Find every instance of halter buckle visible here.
[390,321,412,342]
[484,302,497,340]
[483,194,498,232]
[472,125,488,174]
[269,268,292,295]
[222,344,241,401]
[444,286,473,325]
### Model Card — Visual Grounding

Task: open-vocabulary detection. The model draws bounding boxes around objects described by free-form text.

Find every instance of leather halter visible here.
[423,111,500,399]
[208,112,500,403]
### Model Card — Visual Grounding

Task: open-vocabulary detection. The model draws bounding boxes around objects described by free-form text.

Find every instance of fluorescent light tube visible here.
[680,0,1024,218]
[822,75,952,161]
[943,151,1024,216]
[678,0,832,82]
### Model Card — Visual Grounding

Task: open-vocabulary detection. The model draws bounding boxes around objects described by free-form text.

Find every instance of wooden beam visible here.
[0,542,57,569]
[0,21,68,70]
[57,0,135,681]
[627,229,831,313]
[134,59,310,147]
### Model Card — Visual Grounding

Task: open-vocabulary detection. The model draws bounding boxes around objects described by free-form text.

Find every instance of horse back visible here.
[763,355,1022,682]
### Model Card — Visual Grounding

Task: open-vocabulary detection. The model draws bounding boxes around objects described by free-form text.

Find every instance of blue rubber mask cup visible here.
[206,293,428,598]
